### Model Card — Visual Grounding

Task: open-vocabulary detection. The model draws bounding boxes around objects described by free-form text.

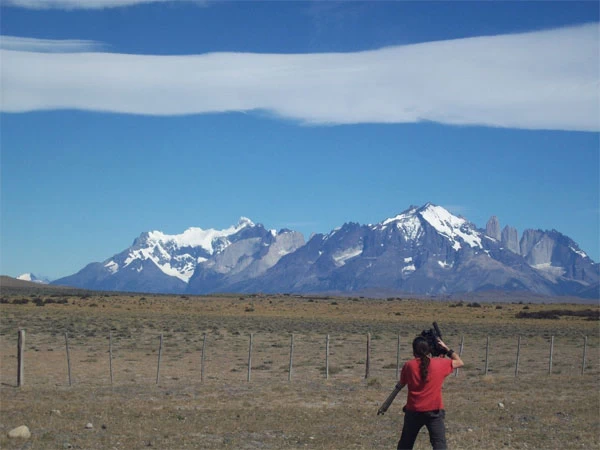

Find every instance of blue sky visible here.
[1,0,599,280]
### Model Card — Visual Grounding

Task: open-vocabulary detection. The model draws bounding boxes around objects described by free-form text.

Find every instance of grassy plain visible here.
[0,289,598,449]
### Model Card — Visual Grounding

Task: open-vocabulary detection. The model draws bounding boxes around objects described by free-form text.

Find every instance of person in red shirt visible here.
[397,336,464,450]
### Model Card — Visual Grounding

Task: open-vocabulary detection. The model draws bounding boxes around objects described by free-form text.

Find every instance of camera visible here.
[420,321,446,357]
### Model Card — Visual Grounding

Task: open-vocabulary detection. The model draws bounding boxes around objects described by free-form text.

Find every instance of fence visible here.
[7,328,595,388]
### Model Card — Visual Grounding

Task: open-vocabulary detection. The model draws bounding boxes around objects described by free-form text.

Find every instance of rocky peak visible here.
[486,216,501,240]
[237,217,255,228]
[501,225,520,254]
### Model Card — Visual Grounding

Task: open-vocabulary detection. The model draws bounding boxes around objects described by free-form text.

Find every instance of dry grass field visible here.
[0,288,598,449]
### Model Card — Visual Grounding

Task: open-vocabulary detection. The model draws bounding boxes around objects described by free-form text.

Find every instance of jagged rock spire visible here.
[486,216,501,240]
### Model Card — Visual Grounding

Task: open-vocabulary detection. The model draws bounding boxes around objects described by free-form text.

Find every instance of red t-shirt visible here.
[400,357,453,412]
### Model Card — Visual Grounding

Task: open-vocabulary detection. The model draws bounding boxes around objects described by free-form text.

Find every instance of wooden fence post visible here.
[548,336,554,375]
[201,333,206,383]
[515,335,521,377]
[247,333,253,382]
[396,334,401,380]
[109,331,114,385]
[365,333,371,379]
[325,334,330,379]
[454,336,464,377]
[288,333,294,382]
[65,332,72,386]
[484,336,490,376]
[156,334,163,385]
[582,336,588,375]
[17,329,25,387]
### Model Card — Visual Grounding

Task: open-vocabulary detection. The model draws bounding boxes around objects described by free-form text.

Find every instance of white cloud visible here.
[1,23,598,131]
[0,35,104,53]
[3,0,199,9]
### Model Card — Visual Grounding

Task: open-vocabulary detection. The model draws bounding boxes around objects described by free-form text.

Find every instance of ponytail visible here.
[419,355,430,381]
[412,336,431,383]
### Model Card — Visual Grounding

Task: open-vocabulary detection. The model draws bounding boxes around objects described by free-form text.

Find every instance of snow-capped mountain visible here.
[17,273,50,284]
[53,204,599,298]
[53,218,305,293]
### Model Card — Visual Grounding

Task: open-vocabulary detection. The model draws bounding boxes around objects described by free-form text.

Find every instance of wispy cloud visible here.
[0,35,104,53]
[2,0,201,9]
[278,221,321,229]
[442,205,470,217]
[1,23,598,131]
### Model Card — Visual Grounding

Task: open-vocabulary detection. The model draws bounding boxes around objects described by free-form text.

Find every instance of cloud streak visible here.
[3,0,199,9]
[0,35,104,52]
[1,23,598,131]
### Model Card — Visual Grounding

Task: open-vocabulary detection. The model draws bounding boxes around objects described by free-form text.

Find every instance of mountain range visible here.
[52,203,599,299]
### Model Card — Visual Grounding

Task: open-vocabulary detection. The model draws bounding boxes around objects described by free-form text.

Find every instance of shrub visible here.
[13,298,30,305]
[367,377,381,388]
[44,298,68,305]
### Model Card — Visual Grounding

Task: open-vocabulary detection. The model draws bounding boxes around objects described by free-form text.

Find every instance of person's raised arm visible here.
[437,339,464,369]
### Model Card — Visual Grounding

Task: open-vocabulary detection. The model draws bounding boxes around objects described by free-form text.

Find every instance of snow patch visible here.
[402,264,416,274]
[381,212,422,240]
[333,246,363,266]
[420,204,482,249]
[105,261,119,274]
[570,247,588,258]
[532,263,566,277]
[124,248,195,282]
[323,227,341,241]
[155,260,194,280]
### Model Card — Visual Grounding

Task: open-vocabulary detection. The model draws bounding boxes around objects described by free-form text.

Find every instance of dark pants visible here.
[397,409,447,450]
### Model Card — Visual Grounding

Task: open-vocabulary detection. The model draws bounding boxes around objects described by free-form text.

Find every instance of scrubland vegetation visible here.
[0,288,598,449]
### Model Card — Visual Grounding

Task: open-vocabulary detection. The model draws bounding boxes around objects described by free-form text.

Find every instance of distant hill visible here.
[1,276,77,295]
[1,275,50,289]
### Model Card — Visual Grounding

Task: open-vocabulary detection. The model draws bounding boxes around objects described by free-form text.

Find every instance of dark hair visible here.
[412,337,431,382]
